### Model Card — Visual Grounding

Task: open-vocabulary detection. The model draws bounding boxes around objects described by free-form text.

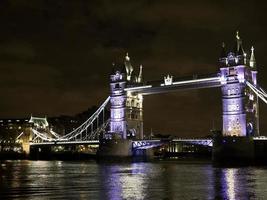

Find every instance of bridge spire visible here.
[219,42,228,67]
[124,52,133,81]
[220,42,227,58]
[236,30,240,40]
[250,46,256,68]
[137,65,143,83]
[235,30,245,56]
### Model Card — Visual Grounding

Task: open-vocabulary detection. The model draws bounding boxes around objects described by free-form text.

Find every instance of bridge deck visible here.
[29,137,267,147]
[29,140,99,146]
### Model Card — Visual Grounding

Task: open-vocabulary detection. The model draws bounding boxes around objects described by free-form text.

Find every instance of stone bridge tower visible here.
[109,54,144,140]
[219,32,259,137]
[109,66,127,139]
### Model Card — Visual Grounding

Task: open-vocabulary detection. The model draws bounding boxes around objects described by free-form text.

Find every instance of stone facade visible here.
[219,32,259,137]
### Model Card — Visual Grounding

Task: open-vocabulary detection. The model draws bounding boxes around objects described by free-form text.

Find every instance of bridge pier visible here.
[132,148,155,160]
[30,145,52,160]
[212,133,255,165]
[97,139,133,158]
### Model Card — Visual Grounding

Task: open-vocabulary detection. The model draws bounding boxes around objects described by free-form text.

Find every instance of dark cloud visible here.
[1,0,267,137]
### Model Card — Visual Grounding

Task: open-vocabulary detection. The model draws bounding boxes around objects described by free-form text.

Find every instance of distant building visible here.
[0,104,108,142]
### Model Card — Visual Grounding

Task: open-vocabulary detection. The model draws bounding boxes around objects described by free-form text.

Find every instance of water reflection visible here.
[100,163,151,200]
[224,168,237,200]
[213,167,255,200]
[1,160,267,199]
[120,163,146,200]
[100,162,214,199]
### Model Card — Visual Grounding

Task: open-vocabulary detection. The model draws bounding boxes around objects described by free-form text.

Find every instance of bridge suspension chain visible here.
[29,96,110,143]
[246,81,267,104]
[31,129,55,142]
[50,130,61,139]
[59,96,110,141]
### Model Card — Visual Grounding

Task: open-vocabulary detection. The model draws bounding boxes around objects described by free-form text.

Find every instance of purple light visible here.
[222,80,246,136]
[110,70,127,139]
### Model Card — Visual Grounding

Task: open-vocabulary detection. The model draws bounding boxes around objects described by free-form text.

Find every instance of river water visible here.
[1,159,267,199]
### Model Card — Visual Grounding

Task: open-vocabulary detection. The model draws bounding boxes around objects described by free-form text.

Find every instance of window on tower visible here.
[115,83,120,89]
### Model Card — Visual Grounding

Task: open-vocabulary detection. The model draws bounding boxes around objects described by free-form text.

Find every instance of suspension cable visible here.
[246,81,267,104]
[59,96,110,140]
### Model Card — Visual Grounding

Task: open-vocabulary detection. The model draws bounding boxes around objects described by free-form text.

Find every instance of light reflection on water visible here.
[1,160,267,199]
[225,168,236,200]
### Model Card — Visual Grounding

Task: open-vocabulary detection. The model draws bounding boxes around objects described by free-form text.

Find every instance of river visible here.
[1,159,267,199]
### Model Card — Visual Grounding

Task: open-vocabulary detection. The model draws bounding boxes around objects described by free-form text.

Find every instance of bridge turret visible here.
[248,46,259,136]
[219,31,247,68]
[124,53,134,81]
[249,46,256,69]
[137,65,143,83]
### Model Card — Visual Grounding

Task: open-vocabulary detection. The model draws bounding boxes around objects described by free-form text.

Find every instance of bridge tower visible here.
[219,31,259,137]
[109,65,127,139]
[124,54,144,139]
[213,32,259,163]
[108,54,144,140]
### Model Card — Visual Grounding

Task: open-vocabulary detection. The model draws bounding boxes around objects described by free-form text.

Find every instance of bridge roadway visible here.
[30,136,267,150]
[30,139,213,150]
[29,140,100,146]
[125,74,221,95]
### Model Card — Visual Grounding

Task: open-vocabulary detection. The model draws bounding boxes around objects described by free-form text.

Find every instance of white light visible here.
[127,91,132,97]
[160,77,220,86]
[125,85,152,91]
[137,94,143,100]
[246,81,267,104]
[225,169,237,200]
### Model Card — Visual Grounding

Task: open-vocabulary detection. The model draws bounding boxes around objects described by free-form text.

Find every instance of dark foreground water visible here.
[1,159,267,199]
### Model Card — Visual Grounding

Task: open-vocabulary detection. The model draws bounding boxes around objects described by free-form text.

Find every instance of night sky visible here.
[1,0,267,137]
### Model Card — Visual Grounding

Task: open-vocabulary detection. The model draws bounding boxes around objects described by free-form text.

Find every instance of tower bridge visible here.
[19,32,267,161]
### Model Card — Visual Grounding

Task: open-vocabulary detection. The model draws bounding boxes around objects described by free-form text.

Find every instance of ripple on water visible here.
[1,160,267,199]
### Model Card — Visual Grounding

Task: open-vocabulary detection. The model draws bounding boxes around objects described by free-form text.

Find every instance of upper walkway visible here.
[125,73,221,95]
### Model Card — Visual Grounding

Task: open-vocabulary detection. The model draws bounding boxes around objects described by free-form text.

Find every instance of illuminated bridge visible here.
[17,32,267,158]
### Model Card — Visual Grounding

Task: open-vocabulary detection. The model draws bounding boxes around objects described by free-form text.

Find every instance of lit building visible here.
[219,31,259,137]
[109,53,144,140]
